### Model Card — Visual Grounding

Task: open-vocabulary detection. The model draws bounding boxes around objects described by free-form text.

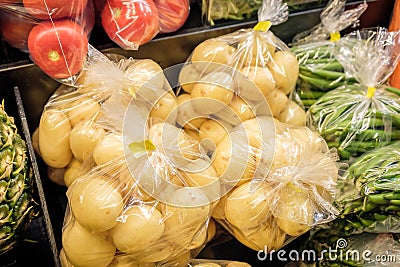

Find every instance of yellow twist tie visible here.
[330,32,341,42]
[129,140,156,155]
[253,21,272,32]
[366,87,376,98]
[286,182,302,193]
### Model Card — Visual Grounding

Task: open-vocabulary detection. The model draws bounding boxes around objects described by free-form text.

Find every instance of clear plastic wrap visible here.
[0,0,95,80]
[36,47,169,187]
[101,0,160,50]
[327,143,400,236]
[290,0,367,109]
[154,0,190,33]
[307,27,400,160]
[211,118,340,252]
[179,0,306,127]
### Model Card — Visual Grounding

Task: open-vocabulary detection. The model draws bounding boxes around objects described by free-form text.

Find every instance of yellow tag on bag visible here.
[366,87,376,98]
[253,21,272,32]
[330,32,341,42]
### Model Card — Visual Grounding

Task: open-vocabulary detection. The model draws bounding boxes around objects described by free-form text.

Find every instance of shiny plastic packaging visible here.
[307,27,400,160]
[290,0,367,109]
[179,0,306,127]
[0,0,95,80]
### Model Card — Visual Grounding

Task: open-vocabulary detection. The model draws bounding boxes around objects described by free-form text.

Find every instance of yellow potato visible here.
[225,182,272,229]
[59,248,74,267]
[64,158,82,187]
[62,221,115,267]
[69,177,123,232]
[241,216,287,251]
[268,51,299,95]
[212,132,258,186]
[199,119,230,151]
[39,109,72,168]
[67,97,101,127]
[228,96,256,122]
[93,133,124,166]
[108,255,155,267]
[184,128,200,141]
[191,72,235,114]
[132,244,174,263]
[47,166,66,186]
[236,66,276,101]
[69,120,104,162]
[32,127,40,156]
[277,100,306,126]
[206,219,217,243]
[275,183,313,236]
[193,263,221,267]
[226,262,252,267]
[191,39,235,73]
[211,195,228,220]
[264,89,289,117]
[188,224,207,250]
[150,92,178,124]
[165,250,191,267]
[125,59,165,98]
[236,34,275,67]
[179,64,202,93]
[111,205,165,253]
[176,93,206,129]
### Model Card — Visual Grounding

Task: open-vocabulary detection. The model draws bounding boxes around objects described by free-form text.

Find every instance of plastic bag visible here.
[36,47,169,187]
[326,143,400,236]
[0,0,95,80]
[101,0,160,50]
[211,118,340,252]
[301,231,400,266]
[290,0,367,109]
[307,27,400,160]
[154,0,190,33]
[179,0,306,127]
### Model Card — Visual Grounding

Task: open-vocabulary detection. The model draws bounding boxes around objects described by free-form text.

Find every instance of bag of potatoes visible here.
[178,0,305,130]
[60,85,225,266]
[211,116,340,251]
[36,46,175,186]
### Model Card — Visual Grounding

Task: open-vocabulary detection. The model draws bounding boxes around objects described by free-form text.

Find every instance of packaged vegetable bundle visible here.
[179,0,307,128]
[326,143,400,236]
[101,0,190,50]
[35,47,173,187]
[0,0,95,80]
[300,231,400,266]
[307,27,400,160]
[210,117,340,252]
[290,0,367,109]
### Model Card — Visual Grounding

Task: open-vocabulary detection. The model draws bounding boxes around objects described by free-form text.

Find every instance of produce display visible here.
[290,0,367,109]
[0,103,35,254]
[0,0,94,80]
[308,28,400,160]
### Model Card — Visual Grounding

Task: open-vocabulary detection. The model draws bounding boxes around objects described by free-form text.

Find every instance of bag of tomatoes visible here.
[0,0,95,80]
[100,0,190,50]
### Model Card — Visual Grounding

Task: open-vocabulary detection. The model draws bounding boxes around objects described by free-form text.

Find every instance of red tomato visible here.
[22,0,88,20]
[0,9,36,52]
[28,19,88,79]
[154,0,189,33]
[101,0,160,49]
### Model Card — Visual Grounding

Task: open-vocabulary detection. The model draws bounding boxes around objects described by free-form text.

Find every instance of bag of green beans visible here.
[290,0,367,109]
[325,143,400,236]
[307,27,400,160]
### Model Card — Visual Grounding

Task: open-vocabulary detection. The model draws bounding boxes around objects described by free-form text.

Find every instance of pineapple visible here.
[0,102,35,254]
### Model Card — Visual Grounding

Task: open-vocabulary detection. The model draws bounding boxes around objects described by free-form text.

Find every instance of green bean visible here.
[374,213,389,221]
[299,73,345,91]
[367,193,390,205]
